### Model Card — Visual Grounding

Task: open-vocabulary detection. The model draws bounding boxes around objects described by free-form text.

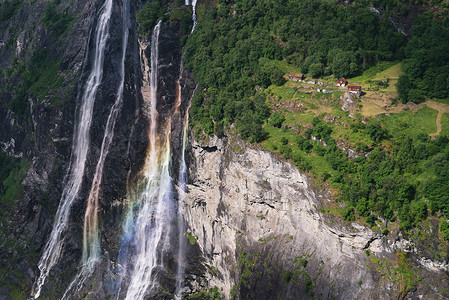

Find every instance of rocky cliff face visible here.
[0,0,191,296]
[183,136,449,299]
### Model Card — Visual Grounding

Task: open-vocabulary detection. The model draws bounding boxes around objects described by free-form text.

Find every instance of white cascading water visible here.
[31,0,113,297]
[60,1,130,298]
[175,104,190,299]
[82,0,130,268]
[114,21,177,299]
[191,0,198,32]
[185,0,198,32]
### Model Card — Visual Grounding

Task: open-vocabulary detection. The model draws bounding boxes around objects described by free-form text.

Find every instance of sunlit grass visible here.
[379,106,438,138]
[349,62,399,83]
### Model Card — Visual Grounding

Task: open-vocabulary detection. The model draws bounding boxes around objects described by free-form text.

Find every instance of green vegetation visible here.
[135,0,166,36]
[41,1,74,36]
[440,220,449,241]
[0,153,28,225]
[6,49,64,119]
[169,5,193,43]
[442,113,449,136]
[185,0,406,141]
[368,252,420,297]
[399,16,449,102]
[0,0,22,26]
[135,1,193,43]
[184,0,449,234]
[379,107,438,138]
[187,286,222,299]
[185,232,197,245]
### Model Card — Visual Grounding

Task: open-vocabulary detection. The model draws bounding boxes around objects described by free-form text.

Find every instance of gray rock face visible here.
[183,136,449,299]
[341,92,357,118]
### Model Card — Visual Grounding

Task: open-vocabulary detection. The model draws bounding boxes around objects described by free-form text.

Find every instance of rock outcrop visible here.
[183,136,449,299]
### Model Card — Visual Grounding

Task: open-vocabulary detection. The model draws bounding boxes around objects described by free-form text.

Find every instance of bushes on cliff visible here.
[0,0,22,25]
[136,0,165,36]
[8,49,63,119]
[339,134,449,229]
[0,156,28,224]
[440,220,449,241]
[41,2,73,36]
[269,111,285,128]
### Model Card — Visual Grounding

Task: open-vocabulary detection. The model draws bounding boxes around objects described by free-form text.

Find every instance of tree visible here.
[328,49,357,78]
[366,120,389,143]
[396,75,411,103]
[408,89,425,104]
[342,205,355,221]
[309,62,324,78]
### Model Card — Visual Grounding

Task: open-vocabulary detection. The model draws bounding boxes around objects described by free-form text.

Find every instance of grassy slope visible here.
[258,60,448,188]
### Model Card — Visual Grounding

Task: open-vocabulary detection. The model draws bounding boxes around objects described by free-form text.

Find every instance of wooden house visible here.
[336,77,347,87]
[348,85,362,97]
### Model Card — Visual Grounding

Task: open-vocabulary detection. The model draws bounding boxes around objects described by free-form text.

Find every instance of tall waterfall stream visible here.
[33,0,196,297]
[32,0,114,296]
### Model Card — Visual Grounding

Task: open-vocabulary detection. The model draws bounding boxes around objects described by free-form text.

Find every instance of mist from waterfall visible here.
[31,0,113,297]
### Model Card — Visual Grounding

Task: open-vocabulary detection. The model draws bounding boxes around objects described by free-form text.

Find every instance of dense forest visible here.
[184,0,449,236]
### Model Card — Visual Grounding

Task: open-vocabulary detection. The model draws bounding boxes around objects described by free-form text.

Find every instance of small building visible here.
[348,85,362,97]
[287,74,304,82]
[336,77,347,87]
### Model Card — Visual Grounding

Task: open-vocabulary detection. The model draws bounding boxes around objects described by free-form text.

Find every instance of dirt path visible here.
[426,100,449,137]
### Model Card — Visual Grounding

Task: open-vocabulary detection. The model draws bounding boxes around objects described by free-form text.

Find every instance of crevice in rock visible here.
[200,145,217,153]
[363,236,380,250]
[250,200,275,209]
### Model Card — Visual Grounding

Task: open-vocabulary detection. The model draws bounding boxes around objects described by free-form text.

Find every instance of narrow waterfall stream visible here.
[114,21,178,299]
[82,0,130,269]
[32,0,113,297]
[191,0,198,32]
[175,103,191,298]
[185,0,198,32]
[61,0,130,297]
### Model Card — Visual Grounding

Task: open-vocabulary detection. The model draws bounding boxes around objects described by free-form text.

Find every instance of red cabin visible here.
[348,85,362,96]
[336,77,347,86]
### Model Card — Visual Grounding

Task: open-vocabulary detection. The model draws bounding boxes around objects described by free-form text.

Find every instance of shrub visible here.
[269,111,285,128]
[136,0,165,36]
[342,205,355,221]
[440,220,449,241]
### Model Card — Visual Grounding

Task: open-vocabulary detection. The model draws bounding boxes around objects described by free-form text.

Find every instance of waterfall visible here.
[59,1,130,298]
[175,102,190,298]
[82,0,130,268]
[31,0,113,297]
[184,0,197,33]
[191,0,197,33]
[112,21,178,299]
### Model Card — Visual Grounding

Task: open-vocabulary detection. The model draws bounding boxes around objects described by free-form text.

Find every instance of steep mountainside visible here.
[0,0,448,299]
